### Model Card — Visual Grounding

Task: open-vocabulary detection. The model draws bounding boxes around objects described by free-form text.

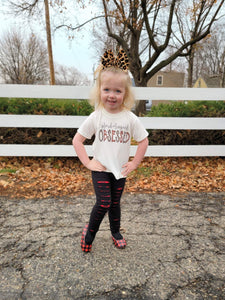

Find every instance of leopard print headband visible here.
[101,49,129,71]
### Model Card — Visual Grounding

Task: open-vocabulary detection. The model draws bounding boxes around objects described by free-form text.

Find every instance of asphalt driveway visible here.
[0,192,224,299]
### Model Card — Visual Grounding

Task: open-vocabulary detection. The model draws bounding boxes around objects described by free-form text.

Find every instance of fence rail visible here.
[0,84,225,157]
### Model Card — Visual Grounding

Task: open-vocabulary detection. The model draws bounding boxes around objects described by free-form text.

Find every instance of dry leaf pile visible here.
[0,157,224,199]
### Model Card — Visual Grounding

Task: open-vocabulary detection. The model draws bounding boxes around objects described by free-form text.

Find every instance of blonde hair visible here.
[89,66,135,111]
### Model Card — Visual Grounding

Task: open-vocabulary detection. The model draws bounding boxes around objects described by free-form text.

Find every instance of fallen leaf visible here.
[0,157,224,199]
[0,180,9,187]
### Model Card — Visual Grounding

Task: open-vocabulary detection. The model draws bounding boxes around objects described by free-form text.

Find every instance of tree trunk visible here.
[221,50,225,88]
[133,73,147,116]
[44,0,55,85]
[135,100,146,116]
[187,46,194,88]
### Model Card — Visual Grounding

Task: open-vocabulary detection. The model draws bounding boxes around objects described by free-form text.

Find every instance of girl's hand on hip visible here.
[121,161,137,177]
[86,159,106,172]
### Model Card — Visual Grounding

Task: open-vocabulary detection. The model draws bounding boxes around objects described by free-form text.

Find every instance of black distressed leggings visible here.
[88,171,126,236]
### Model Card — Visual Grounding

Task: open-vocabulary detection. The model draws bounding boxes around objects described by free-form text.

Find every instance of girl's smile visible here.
[100,71,126,113]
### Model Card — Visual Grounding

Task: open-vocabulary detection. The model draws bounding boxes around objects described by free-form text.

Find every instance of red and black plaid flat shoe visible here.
[81,224,92,252]
[112,236,127,249]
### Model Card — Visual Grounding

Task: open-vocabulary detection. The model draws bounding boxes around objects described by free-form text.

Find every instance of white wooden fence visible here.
[0,84,225,157]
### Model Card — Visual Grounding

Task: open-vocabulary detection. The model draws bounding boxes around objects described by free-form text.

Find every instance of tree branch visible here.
[9,0,40,17]
[141,0,158,52]
[54,15,107,32]
[162,0,176,49]
[102,0,129,51]
[145,27,212,82]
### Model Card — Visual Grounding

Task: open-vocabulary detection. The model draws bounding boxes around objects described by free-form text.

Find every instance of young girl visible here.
[73,49,148,252]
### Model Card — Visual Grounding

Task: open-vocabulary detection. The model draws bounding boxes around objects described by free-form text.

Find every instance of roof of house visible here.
[195,74,222,88]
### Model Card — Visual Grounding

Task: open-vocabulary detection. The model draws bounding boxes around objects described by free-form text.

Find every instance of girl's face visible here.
[100,71,126,114]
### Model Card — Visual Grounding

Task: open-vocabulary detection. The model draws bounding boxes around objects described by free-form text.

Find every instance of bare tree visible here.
[55,64,91,86]
[8,0,56,84]
[99,0,225,114]
[193,25,225,87]
[173,1,225,87]
[0,29,48,84]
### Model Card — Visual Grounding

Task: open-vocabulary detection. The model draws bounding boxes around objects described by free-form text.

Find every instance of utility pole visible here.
[44,0,55,85]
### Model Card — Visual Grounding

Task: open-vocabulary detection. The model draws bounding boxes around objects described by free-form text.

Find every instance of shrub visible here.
[146,101,225,145]
[1,99,224,146]
[147,101,225,117]
[0,98,93,116]
[0,98,94,145]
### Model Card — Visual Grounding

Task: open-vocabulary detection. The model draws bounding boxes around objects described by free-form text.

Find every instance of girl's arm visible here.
[122,137,148,177]
[73,132,106,171]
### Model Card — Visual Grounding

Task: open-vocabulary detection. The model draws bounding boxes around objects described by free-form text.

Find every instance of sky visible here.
[0,2,99,80]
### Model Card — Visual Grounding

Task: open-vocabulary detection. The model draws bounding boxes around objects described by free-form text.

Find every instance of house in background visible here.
[193,74,223,88]
[147,70,185,106]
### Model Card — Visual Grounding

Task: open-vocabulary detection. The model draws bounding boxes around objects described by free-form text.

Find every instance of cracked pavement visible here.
[0,192,224,299]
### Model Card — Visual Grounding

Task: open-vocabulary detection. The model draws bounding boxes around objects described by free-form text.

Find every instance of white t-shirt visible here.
[78,108,148,179]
